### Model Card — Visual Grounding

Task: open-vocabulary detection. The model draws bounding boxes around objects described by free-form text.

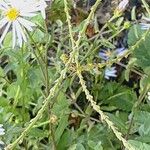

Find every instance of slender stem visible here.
[117,62,144,77]
[44,39,57,149]
[99,15,118,34]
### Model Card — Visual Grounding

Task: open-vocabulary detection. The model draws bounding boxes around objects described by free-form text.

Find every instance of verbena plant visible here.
[0,0,150,149]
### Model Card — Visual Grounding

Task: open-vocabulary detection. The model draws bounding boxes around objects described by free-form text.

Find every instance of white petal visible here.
[0,1,9,10]
[16,21,27,42]
[41,9,46,19]
[20,12,38,17]
[18,17,35,31]
[0,17,8,28]
[15,21,23,47]
[12,21,16,48]
[0,22,11,45]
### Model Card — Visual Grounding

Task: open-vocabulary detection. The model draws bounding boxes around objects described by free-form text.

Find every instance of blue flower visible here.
[105,67,117,79]
[115,47,127,57]
[99,47,127,61]
[99,49,113,60]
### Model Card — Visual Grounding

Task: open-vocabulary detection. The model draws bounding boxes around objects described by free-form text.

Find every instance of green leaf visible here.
[53,90,70,143]
[140,68,150,90]
[55,116,69,143]
[87,124,115,149]
[107,113,127,134]
[7,82,22,100]
[124,58,137,81]
[134,111,150,136]
[32,28,45,43]
[134,111,150,124]
[135,136,150,143]
[0,67,4,77]
[98,82,137,112]
[0,97,9,107]
[3,32,12,48]
[129,140,150,150]
[29,128,48,138]
[128,25,150,71]
[88,141,103,150]
[57,130,73,150]
[68,144,85,150]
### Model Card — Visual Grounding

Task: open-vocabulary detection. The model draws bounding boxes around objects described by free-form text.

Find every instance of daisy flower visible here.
[99,47,127,61]
[105,67,117,80]
[99,49,112,61]
[0,0,38,48]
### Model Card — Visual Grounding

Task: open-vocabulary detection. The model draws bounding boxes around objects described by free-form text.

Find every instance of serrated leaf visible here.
[107,113,127,134]
[29,128,48,138]
[88,141,103,150]
[98,82,137,112]
[128,25,150,71]
[129,140,150,150]
[134,111,150,137]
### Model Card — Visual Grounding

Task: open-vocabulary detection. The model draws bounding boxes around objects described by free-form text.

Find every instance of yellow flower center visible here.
[6,8,19,21]
[105,50,112,57]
